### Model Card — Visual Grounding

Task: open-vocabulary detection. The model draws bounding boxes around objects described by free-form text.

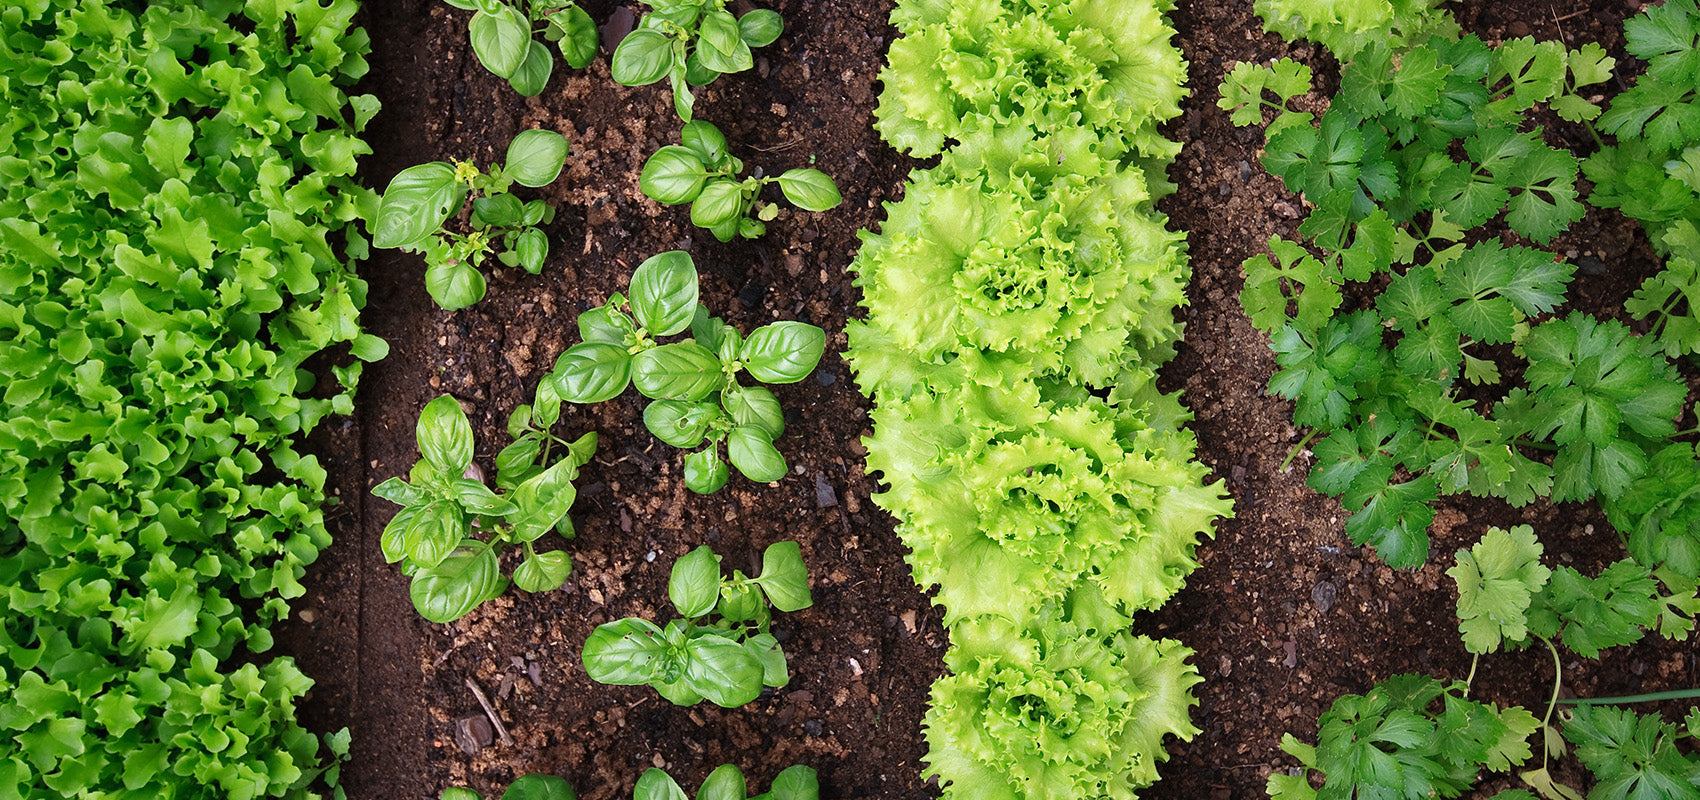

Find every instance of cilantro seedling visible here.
[546,251,825,493]
[373,129,570,309]
[444,0,598,96]
[373,393,596,623]
[611,0,783,121]
[582,543,812,707]
[640,120,842,242]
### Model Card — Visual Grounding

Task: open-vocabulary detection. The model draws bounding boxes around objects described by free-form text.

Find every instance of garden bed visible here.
[275,0,1700,798]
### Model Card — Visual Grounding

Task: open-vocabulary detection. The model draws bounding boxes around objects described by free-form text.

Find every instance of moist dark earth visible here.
[275,1,1700,798]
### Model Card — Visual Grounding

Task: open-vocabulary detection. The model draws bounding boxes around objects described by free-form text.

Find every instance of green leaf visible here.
[696,10,753,74]
[417,395,475,475]
[767,765,818,800]
[669,546,722,618]
[552,5,599,69]
[698,764,746,800]
[680,120,731,164]
[727,426,786,483]
[551,342,633,404]
[633,769,688,800]
[442,788,483,800]
[512,228,548,274]
[754,541,811,612]
[508,449,590,542]
[640,146,709,205]
[374,162,465,249]
[612,29,675,86]
[508,41,554,97]
[691,179,746,229]
[505,129,570,188]
[426,258,488,310]
[720,385,784,439]
[512,550,572,593]
[582,618,668,685]
[1448,525,1550,654]
[579,304,638,346]
[470,5,532,79]
[643,399,721,448]
[473,193,526,227]
[683,635,764,707]
[629,251,700,336]
[411,544,504,623]
[503,774,575,800]
[374,477,430,508]
[740,322,824,384]
[776,169,842,212]
[685,448,730,494]
[632,341,725,401]
[738,9,783,48]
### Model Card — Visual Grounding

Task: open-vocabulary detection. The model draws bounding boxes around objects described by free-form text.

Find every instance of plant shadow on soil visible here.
[276,1,1700,798]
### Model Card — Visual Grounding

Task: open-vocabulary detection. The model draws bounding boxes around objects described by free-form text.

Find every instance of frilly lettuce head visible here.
[922,611,1204,800]
[876,0,1187,159]
[1253,0,1455,61]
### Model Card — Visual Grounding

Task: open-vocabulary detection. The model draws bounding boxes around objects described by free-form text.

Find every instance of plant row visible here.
[1220,0,1700,796]
[849,0,1233,797]
[0,0,383,796]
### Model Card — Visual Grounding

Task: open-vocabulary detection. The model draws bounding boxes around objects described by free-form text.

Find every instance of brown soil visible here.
[276,1,1700,799]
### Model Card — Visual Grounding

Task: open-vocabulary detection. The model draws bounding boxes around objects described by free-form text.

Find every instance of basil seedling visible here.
[443,0,598,96]
[373,129,570,309]
[545,250,826,493]
[610,0,783,121]
[373,391,596,623]
[442,774,576,800]
[632,764,818,800]
[582,543,812,707]
[640,120,842,242]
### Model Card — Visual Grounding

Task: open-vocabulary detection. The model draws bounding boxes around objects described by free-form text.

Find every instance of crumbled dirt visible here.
[277,1,1700,798]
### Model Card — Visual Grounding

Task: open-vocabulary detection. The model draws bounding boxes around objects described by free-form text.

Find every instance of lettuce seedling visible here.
[443,774,576,800]
[373,129,570,309]
[633,764,818,800]
[373,393,596,622]
[582,543,812,707]
[640,120,841,241]
[444,0,598,96]
[611,0,783,121]
[546,250,825,493]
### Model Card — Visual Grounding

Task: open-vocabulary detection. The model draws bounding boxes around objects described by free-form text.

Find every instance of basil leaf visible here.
[707,213,739,243]
[611,29,674,86]
[683,635,763,708]
[740,322,824,383]
[505,129,570,187]
[507,39,554,97]
[680,120,730,165]
[629,250,699,335]
[643,399,721,448]
[582,618,667,684]
[672,67,697,121]
[550,342,632,403]
[776,169,841,212]
[691,304,736,351]
[502,773,576,800]
[721,384,783,438]
[565,431,599,468]
[513,228,547,274]
[451,478,516,516]
[507,404,533,437]
[512,549,572,593]
[727,425,786,483]
[737,217,765,239]
[443,0,479,9]
[472,193,525,228]
[442,788,482,800]
[425,259,487,310]
[690,179,745,229]
[410,544,503,623]
[374,162,464,249]
[698,764,747,800]
[683,50,718,87]
[380,503,424,563]
[523,198,553,226]
[373,477,429,507]
[717,581,763,623]
[768,766,818,800]
[745,633,788,688]
[684,448,730,494]
[404,501,464,569]
[668,545,722,618]
[469,5,531,79]
[508,454,586,542]
[633,769,688,800]
[753,540,812,611]
[553,5,598,69]
[417,395,474,474]
[578,304,637,345]
[639,146,708,205]
[535,379,564,426]
[494,433,542,490]
[631,341,724,401]
[738,9,783,48]
[695,10,752,74]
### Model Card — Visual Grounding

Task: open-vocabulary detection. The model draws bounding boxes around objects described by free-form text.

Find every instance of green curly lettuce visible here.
[1253,0,1455,62]
[876,0,1187,160]
[922,611,1203,800]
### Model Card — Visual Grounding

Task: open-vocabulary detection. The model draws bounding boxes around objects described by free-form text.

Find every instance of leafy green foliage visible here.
[442,773,578,800]
[631,763,818,800]
[1561,705,1700,800]
[547,251,822,492]
[1219,59,1316,134]
[373,129,569,309]
[1449,526,1550,655]
[611,0,783,121]
[1253,0,1457,62]
[447,0,598,96]
[639,121,841,242]
[373,394,596,622]
[0,0,381,795]
[1267,675,1539,800]
[581,543,811,707]
[1605,441,1700,582]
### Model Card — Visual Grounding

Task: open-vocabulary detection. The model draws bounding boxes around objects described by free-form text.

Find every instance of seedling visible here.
[610,0,783,121]
[443,774,576,800]
[640,120,842,241]
[581,542,812,707]
[444,0,598,96]
[373,393,596,623]
[633,764,818,800]
[372,129,570,309]
[546,250,825,493]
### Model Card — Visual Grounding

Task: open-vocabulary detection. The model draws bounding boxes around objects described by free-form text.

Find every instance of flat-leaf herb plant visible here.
[611,0,784,121]
[634,763,819,800]
[373,128,570,309]
[581,542,812,708]
[641,120,842,241]
[445,0,598,96]
[374,394,596,623]
[547,250,825,493]
[443,774,577,800]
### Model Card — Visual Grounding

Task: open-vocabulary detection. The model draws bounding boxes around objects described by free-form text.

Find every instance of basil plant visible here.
[546,250,826,493]
[445,0,598,96]
[442,774,576,800]
[610,0,783,121]
[372,129,570,310]
[373,393,596,623]
[582,542,813,708]
[633,764,818,800]
[640,120,842,241]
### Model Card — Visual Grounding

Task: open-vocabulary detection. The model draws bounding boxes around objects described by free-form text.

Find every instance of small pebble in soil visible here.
[814,370,836,386]
[645,551,656,562]
[454,715,493,755]
[1311,580,1337,614]
[814,473,838,508]
[802,719,824,736]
